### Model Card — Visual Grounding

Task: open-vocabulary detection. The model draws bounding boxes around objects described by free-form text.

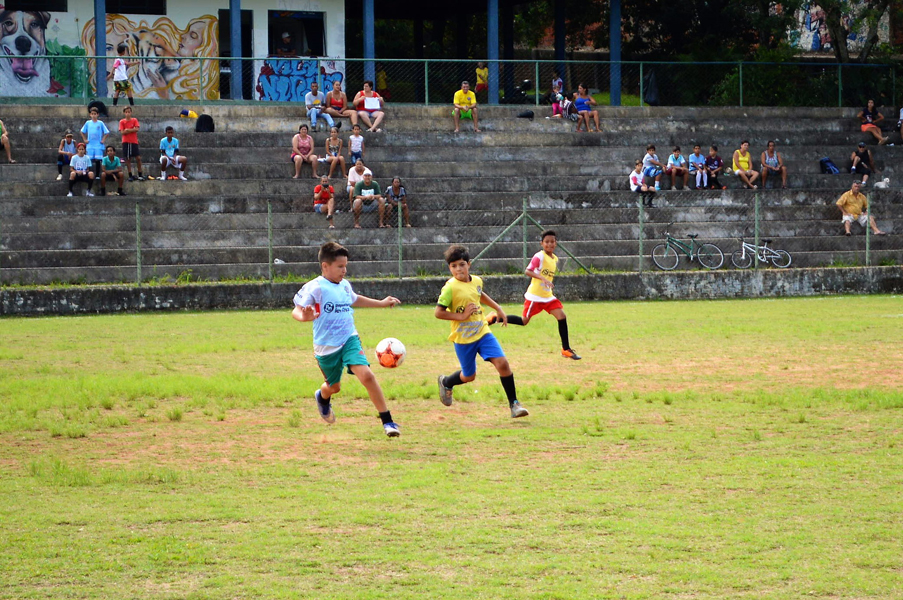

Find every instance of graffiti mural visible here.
[0,9,78,97]
[256,58,344,102]
[792,3,889,54]
[82,15,219,100]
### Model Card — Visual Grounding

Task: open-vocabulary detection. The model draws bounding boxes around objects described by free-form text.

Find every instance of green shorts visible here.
[114,80,132,93]
[453,108,473,120]
[315,335,369,386]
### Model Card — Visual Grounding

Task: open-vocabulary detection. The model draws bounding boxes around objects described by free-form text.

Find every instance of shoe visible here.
[383,422,401,437]
[335,121,342,130]
[178,174,188,181]
[98,188,106,196]
[138,175,147,182]
[851,167,856,173]
[510,401,530,418]
[486,312,498,325]
[438,374,454,406]
[66,191,73,197]
[315,390,336,424]
[56,174,63,181]
[561,349,582,360]
[118,189,126,196]
[128,175,136,182]
[85,190,94,197]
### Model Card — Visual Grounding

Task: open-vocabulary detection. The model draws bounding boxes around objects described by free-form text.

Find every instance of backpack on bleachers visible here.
[87,100,108,117]
[819,157,840,174]
[195,114,215,133]
[561,98,579,122]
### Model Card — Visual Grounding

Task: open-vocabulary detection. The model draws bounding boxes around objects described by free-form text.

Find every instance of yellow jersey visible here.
[437,275,491,344]
[733,149,751,171]
[453,89,477,109]
[525,250,557,301]
[475,67,488,85]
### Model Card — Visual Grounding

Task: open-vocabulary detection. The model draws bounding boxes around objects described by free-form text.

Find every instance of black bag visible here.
[643,70,659,106]
[819,157,840,174]
[195,114,215,133]
[87,100,108,117]
[517,110,534,120]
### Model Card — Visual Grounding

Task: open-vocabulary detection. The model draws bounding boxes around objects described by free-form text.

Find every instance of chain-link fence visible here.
[2,56,898,108]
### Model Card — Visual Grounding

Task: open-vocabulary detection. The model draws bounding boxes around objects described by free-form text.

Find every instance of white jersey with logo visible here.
[293,276,359,356]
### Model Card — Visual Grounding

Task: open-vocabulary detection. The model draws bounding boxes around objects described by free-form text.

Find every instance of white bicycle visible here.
[730,237,792,269]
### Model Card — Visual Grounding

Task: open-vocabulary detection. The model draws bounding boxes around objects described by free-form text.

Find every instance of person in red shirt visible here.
[119,106,145,181]
[313,175,335,228]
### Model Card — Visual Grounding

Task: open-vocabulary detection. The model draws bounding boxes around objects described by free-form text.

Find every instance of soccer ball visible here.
[375,337,406,368]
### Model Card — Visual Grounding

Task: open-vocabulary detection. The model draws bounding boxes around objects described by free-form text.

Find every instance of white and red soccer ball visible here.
[375,337,406,368]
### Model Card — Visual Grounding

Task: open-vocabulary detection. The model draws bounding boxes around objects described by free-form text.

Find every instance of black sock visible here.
[317,389,331,403]
[442,371,464,388]
[558,318,571,350]
[68,181,74,192]
[507,316,525,326]
[87,180,94,191]
[118,187,123,193]
[58,163,63,175]
[93,160,101,174]
[378,411,393,425]
[138,171,143,177]
[112,96,118,106]
[500,374,517,405]
[128,97,134,106]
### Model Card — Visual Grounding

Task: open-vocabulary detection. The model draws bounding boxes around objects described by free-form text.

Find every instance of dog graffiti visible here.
[256,59,343,102]
[0,10,61,96]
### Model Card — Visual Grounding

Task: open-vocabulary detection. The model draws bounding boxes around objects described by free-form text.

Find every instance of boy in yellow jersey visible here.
[435,244,529,418]
[487,230,581,360]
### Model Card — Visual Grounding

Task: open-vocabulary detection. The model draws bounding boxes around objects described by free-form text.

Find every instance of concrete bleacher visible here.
[0,103,900,285]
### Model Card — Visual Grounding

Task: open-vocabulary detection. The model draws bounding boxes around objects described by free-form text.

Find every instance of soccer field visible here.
[1,296,902,599]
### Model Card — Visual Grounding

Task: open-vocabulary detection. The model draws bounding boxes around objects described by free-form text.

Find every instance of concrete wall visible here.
[3,267,902,316]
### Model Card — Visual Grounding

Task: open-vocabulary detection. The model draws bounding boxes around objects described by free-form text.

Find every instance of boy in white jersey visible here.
[436,244,529,418]
[292,242,403,437]
[487,230,581,360]
[107,43,137,106]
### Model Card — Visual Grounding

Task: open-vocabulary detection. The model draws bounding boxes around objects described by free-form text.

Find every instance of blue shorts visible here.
[453,333,505,378]
[643,166,662,178]
[350,151,362,164]
[358,199,378,213]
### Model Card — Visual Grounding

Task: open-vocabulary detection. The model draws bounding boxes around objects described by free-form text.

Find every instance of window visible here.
[4,0,68,11]
[105,0,167,16]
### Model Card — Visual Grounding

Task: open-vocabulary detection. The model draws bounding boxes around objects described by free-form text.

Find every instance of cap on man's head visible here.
[282,32,290,39]
[858,142,866,147]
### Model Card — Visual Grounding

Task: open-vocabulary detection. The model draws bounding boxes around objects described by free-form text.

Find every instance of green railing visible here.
[1,56,897,108]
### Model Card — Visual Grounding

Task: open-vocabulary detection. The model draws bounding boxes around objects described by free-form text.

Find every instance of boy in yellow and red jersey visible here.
[435,244,529,418]
[488,230,581,360]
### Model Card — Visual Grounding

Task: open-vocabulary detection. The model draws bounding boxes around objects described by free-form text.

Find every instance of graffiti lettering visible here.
[256,58,344,102]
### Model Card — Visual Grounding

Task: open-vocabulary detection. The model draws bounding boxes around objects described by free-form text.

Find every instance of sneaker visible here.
[438,374,454,406]
[98,188,106,197]
[335,121,342,130]
[85,190,94,197]
[56,174,63,181]
[128,175,136,182]
[510,401,530,418]
[383,422,401,437]
[315,390,335,424]
[486,312,498,325]
[561,349,582,360]
[138,175,147,182]
[179,174,188,181]
[851,167,856,173]
[118,189,126,196]
[66,191,73,197]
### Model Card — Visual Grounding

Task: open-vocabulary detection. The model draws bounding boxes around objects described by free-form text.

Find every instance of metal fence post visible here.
[198,57,204,100]
[753,192,760,270]
[135,201,142,284]
[397,199,403,278]
[267,200,274,283]
[639,62,644,107]
[316,58,322,92]
[522,196,528,268]
[893,67,897,109]
[424,61,429,106]
[739,62,743,107]
[535,61,540,106]
[838,64,842,108]
[865,196,871,267]
[637,195,644,272]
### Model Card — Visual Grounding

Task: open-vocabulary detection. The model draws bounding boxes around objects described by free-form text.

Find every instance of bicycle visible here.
[730,237,792,269]
[651,224,724,270]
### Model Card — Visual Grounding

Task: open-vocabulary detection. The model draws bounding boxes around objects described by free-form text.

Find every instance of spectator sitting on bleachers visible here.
[453,80,480,133]
[291,124,318,179]
[836,181,885,236]
[352,171,384,229]
[630,159,656,207]
[688,144,707,189]
[386,177,412,228]
[353,81,385,133]
[56,130,77,180]
[760,140,788,189]
[324,127,346,180]
[305,82,334,132]
[850,141,875,186]
[313,175,335,229]
[732,140,759,189]
[346,159,371,207]
[99,145,125,197]
[573,84,600,133]
[642,144,664,191]
[159,126,188,181]
[67,143,95,197]
[0,118,14,163]
[705,145,726,190]
[666,146,689,190]
[858,99,889,145]
[325,80,357,127]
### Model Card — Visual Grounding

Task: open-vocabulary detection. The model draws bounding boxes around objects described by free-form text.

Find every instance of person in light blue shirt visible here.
[80,106,110,170]
[159,126,188,180]
[688,144,708,189]
[292,241,403,437]
[666,145,689,190]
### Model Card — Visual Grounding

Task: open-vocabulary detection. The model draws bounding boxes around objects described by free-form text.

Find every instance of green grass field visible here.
[2,296,902,599]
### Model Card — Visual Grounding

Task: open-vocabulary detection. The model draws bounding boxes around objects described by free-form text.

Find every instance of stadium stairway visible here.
[0,104,900,285]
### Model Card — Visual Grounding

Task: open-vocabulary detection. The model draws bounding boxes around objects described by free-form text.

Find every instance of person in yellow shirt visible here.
[435,244,529,418]
[836,181,885,236]
[475,62,488,94]
[486,230,581,360]
[453,81,481,133]
[732,140,759,189]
